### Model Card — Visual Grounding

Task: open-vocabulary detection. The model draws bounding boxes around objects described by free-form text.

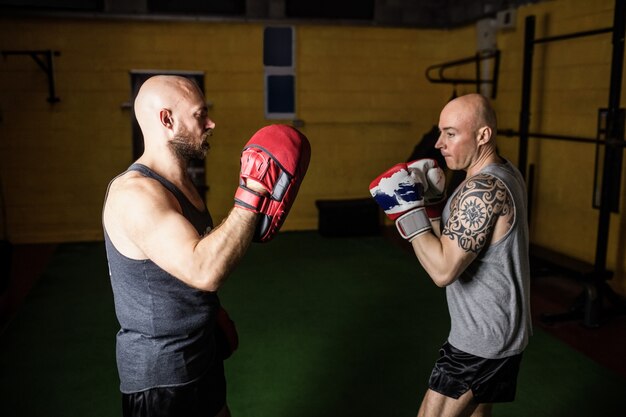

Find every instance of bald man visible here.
[372,94,531,417]
[413,94,532,417]
[103,75,265,417]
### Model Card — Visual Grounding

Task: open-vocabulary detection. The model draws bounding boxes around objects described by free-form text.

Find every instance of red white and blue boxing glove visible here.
[369,163,432,240]
[234,124,311,243]
[407,159,446,222]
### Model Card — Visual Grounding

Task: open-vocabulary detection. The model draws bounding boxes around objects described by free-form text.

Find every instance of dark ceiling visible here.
[0,0,544,28]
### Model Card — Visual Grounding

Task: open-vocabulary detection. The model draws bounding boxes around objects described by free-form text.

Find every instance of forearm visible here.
[191,207,258,291]
[411,233,461,287]
[430,218,442,238]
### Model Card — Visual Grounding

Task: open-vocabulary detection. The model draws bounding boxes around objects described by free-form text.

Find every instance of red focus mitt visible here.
[234,124,311,242]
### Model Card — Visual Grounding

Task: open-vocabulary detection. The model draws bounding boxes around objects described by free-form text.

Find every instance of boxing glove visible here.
[369,163,432,240]
[234,124,311,242]
[407,159,446,221]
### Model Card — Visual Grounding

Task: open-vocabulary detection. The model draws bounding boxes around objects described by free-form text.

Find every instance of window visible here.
[264,26,295,120]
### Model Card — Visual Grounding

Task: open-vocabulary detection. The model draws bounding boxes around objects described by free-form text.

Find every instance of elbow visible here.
[430,272,457,288]
[197,280,221,292]
[432,279,448,288]
[197,273,225,292]
[186,268,225,292]
[426,260,466,287]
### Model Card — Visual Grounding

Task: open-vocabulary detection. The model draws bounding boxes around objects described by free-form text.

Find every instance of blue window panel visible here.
[267,75,295,114]
[263,27,293,67]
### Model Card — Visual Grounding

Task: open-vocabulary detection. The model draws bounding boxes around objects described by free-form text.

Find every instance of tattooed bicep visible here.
[442,174,510,253]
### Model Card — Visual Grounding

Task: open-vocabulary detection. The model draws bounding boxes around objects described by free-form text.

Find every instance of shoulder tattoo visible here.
[443,174,512,253]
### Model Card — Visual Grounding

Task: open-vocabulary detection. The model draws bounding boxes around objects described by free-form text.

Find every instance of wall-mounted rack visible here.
[425,50,500,99]
[1,49,61,103]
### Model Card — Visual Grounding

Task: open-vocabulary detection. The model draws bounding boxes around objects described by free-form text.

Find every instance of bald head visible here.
[134,75,205,135]
[443,93,497,138]
[436,93,500,172]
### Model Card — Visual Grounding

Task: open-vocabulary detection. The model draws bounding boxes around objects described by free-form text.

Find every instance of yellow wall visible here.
[0,16,457,243]
[1,0,625,294]
[496,0,626,295]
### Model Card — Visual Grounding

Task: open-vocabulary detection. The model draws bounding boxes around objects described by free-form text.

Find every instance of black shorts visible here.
[428,341,523,404]
[121,360,226,417]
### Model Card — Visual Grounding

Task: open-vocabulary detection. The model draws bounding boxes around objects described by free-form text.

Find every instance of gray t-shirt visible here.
[442,160,532,359]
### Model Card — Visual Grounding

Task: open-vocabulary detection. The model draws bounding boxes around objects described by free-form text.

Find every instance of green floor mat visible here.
[1,232,624,417]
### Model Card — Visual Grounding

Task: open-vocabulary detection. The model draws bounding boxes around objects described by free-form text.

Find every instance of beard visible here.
[169,127,211,162]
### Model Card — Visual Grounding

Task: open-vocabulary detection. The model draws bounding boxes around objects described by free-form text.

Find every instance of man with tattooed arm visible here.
[370,94,532,417]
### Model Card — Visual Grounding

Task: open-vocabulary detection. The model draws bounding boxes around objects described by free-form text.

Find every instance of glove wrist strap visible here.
[395,207,432,240]
[234,185,265,213]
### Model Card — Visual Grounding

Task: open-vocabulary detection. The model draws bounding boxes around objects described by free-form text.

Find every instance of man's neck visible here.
[136,149,189,184]
[466,147,501,177]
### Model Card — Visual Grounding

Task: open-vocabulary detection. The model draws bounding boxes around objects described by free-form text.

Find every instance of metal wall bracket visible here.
[1,50,61,103]
[425,49,500,99]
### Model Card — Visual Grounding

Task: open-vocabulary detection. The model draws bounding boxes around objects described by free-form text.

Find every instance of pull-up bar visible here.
[499,129,626,147]
[534,27,613,44]
[516,0,626,327]
[517,9,624,178]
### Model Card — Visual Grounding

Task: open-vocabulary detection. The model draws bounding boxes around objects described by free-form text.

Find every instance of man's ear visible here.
[159,109,173,128]
[477,126,491,146]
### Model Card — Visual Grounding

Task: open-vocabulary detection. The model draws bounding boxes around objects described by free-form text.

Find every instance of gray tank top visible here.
[103,163,218,393]
[442,160,532,359]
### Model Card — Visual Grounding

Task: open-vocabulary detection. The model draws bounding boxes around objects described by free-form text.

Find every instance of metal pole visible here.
[518,16,535,179]
[595,0,625,275]
[475,53,481,94]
